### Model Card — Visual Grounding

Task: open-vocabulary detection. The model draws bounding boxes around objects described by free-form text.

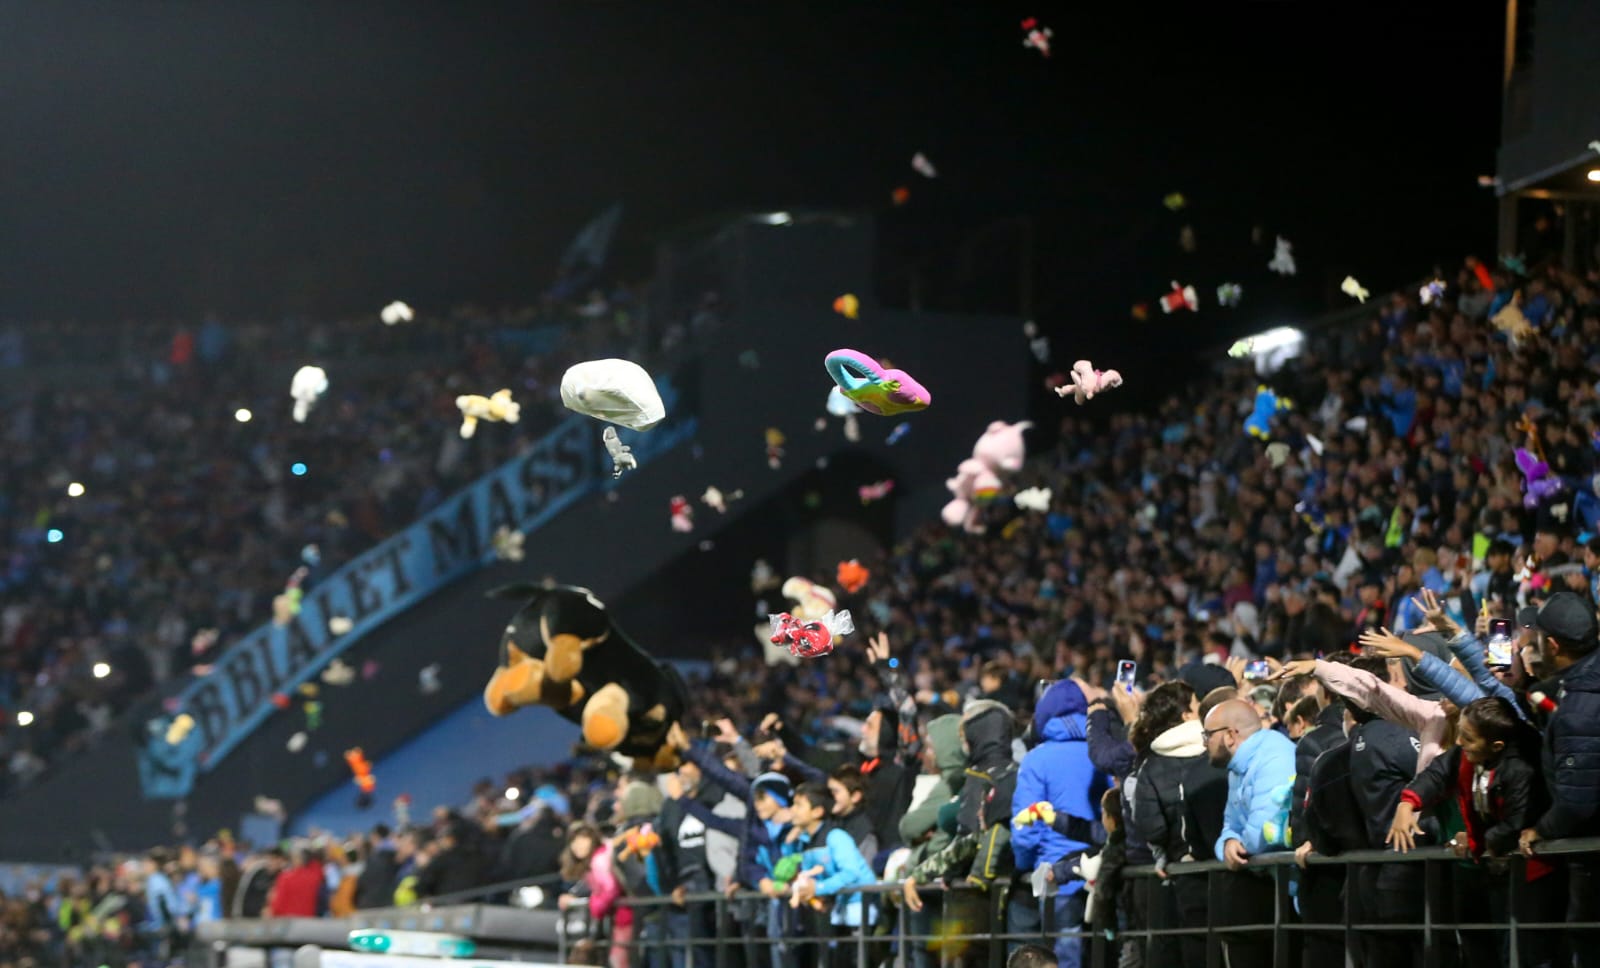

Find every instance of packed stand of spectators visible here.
[531,253,1600,968]
[0,279,726,794]
[11,253,1600,968]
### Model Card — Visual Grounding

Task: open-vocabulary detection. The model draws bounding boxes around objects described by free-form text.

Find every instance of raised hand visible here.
[867,631,892,665]
[1359,628,1421,662]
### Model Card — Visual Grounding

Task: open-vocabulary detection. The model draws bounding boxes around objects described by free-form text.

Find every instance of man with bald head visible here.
[1203,699,1297,968]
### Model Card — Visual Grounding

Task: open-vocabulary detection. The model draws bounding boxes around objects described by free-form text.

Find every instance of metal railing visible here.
[549,838,1600,968]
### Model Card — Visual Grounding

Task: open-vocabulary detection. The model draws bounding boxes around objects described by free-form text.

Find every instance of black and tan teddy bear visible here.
[483,583,687,769]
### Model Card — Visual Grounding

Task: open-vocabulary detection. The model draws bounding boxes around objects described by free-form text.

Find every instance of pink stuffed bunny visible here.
[1055,360,1123,405]
[941,421,1032,534]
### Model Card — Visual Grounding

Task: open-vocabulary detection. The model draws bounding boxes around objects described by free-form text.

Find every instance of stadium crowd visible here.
[0,281,729,791]
[4,251,1600,968]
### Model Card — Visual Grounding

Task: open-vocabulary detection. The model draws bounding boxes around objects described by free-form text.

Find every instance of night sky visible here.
[1,1,1507,339]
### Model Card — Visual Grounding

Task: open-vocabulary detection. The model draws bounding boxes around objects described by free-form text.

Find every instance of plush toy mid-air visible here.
[824,349,931,416]
[483,584,687,767]
[1244,386,1293,439]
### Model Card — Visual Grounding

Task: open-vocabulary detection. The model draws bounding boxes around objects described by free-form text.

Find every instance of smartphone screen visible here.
[1115,660,1138,693]
[1244,660,1271,680]
[1487,619,1514,668]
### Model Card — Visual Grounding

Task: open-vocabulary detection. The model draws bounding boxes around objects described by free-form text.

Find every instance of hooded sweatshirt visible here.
[956,700,1020,888]
[1131,719,1224,870]
[899,714,966,864]
[1013,681,1111,896]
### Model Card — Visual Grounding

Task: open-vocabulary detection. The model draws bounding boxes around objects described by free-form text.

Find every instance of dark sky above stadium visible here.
[1,1,1506,330]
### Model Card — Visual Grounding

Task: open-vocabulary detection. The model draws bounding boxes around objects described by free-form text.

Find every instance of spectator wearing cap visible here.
[1203,699,1296,968]
[664,722,793,968]
[1518,592,1600,962]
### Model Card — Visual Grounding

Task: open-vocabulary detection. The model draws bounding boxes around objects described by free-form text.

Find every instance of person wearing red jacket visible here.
[267,849,325,918]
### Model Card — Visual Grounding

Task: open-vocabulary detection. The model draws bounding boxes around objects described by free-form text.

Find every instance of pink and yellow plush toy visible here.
[1054,360,1122,405]
[942,420,1032,534]
[824,349,930,416]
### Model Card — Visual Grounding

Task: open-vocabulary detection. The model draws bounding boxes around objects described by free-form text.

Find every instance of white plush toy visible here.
[456,389,521,439]
[603,427,637,478]
[1268,236,1297,276]
[290,365,329,423]
[561,359,665,431]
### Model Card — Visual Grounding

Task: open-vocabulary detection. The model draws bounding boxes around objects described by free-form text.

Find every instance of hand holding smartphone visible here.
[1486,618,1514,668]
[1115,660,1138,693]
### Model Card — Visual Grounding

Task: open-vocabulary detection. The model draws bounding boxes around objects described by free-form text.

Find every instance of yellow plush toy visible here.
[456,389,522,439]
[1013,801,1057,829]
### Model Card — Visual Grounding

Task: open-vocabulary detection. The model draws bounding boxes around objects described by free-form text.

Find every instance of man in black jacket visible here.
[661,760,720,968]
[1298,727,1364,968]
[494,805,565,888]
[1345,666,1424,968]
[1518,593,1600,968]
[355,826,399,910]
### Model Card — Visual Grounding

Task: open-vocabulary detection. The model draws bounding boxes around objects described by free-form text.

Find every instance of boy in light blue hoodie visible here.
[787,781,875,967]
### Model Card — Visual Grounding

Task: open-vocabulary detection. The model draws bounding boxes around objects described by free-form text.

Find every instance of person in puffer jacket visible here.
[1131,682,1223,968]
[1204,698,1296,968]
[1010,681,1111,968]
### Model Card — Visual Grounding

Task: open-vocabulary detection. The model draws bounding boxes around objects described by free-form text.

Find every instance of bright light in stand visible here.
[514,886,545,909]
[505,786,521,801]
[291,462,308,477]
[16,711,34,727]
[235,408,253,423]
[92,662,111,679]
[1246,326,1304,353]
[1588,169,1600,183]
[45,529,63,544]
[66,482,85,497]
[759,212,793,225]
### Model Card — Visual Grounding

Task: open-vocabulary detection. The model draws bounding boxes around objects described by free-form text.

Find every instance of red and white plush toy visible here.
[1054,360,1123,406]
[941,420,1032,534]
[669,495,694,532]
[1159,282,1199,314]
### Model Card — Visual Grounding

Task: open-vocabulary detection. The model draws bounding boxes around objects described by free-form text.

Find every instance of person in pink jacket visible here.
[558,824,634,968]
[1276,638,1454,775]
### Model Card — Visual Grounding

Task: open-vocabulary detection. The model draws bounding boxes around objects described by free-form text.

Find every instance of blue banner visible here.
[154,399,696,786]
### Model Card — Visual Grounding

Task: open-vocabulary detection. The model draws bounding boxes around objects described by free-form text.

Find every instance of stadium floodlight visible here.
[1245,326,1304,354]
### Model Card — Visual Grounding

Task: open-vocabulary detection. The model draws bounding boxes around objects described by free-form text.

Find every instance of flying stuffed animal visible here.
[483,584,688,768]
[824,349,931,416]
[290,365,329,423]
[1244,385,1292,439]
[942,420,1031,534]
[456,389,521,439]
[1055,360,1122,405]
[836,559,870,594]
[1268,236,1297,276]
[1158,282,1199,314]
[560,359,665,431]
